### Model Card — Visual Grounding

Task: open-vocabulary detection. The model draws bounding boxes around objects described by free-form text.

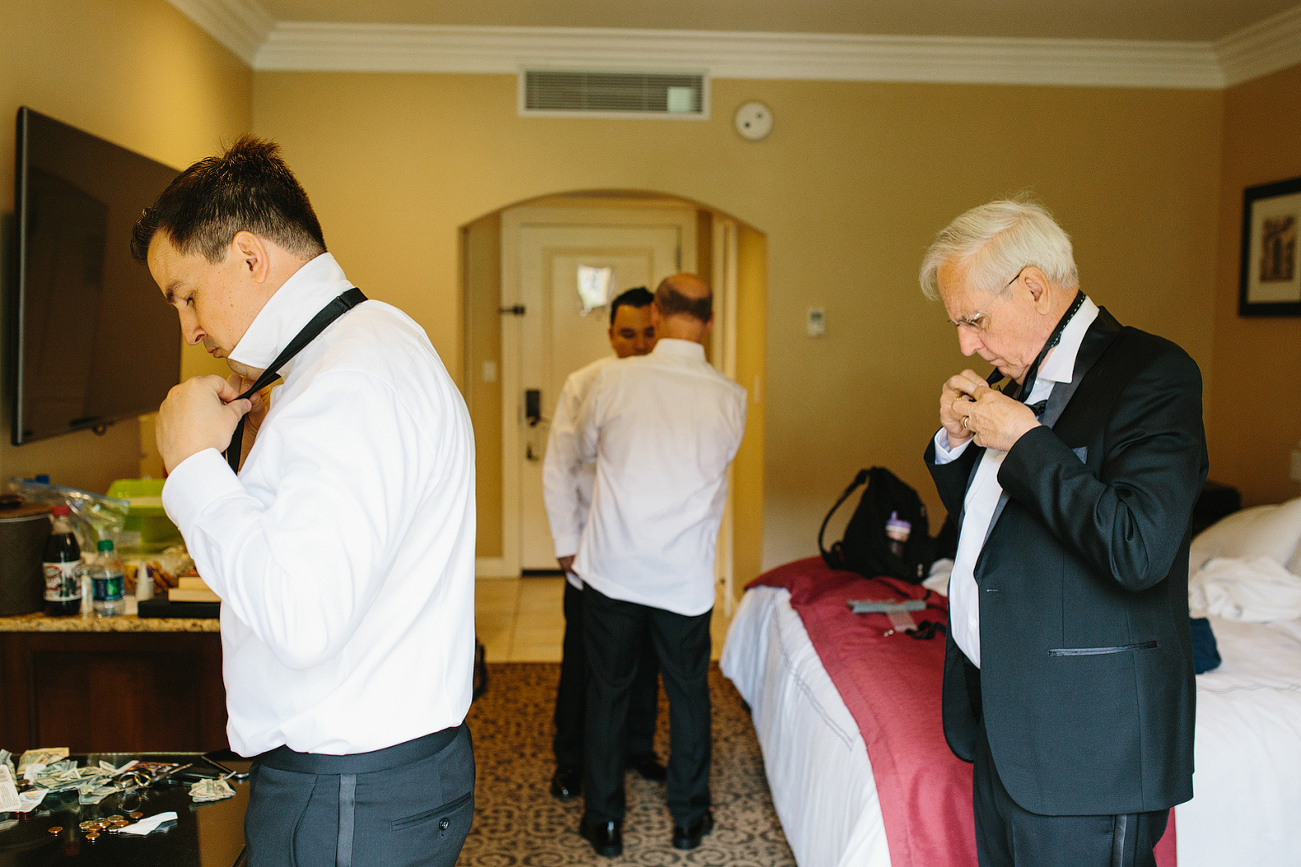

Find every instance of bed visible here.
[720,499,1301,867]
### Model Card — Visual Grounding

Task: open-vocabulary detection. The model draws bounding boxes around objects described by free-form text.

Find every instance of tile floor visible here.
[474,577,735,663]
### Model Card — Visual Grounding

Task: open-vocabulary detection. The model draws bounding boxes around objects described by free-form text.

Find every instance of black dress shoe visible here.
[579,815,623,858]
[626,752,667,781]
[549,764,581,801]
[671,809,714,850]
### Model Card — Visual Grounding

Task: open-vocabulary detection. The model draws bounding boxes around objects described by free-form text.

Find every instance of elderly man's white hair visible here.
[919,199,1080,301]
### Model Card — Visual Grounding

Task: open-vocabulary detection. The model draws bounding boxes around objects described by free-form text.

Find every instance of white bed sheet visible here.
[1178,616,1301,865]
[720,586,889,867]
[720,586,1301,867]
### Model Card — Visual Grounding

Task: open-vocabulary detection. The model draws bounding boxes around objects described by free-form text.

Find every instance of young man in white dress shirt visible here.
[542,287,666,802]
[572,274,747,858]
[133,136,476,867]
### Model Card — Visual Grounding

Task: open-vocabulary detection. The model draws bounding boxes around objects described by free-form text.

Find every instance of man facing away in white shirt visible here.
[132,136,476,867]
[542,287,667,802]
[572,274,747,858]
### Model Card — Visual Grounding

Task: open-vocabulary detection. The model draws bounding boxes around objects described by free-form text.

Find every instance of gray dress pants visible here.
[245,724,474,867]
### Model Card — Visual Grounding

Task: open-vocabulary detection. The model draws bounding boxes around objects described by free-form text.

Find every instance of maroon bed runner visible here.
[748,557,1176,867]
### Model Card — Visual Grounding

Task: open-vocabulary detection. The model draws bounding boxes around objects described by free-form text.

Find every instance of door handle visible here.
[525,389,542,427]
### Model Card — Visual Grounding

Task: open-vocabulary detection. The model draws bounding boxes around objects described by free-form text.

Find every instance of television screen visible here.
[13,107,181,445]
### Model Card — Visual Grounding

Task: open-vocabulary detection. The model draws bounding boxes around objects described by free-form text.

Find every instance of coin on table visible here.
[129,812,143,819]
[47,826,62,834]
[85,832,99,841]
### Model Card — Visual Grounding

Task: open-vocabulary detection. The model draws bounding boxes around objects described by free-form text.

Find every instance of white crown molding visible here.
[166,0,274,65]
[254,23,1224,89]
[168,0,1301,90]
[1216,4,1301,87]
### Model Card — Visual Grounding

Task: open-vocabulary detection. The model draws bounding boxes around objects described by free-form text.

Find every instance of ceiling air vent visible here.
[520,70,708,119]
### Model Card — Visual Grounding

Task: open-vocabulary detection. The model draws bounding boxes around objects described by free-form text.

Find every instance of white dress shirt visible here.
[935,296,1099,668]
[162,253,477,757]
[573,338,747,617]
[542,355,613,590]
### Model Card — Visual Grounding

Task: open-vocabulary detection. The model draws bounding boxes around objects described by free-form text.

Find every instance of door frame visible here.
[493,202,719,578]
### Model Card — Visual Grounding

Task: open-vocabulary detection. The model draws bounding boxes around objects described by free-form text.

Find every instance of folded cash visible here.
[77,782,118,805]
[17,748,68,777]
[32,765,101,794]
[189,778,236,803]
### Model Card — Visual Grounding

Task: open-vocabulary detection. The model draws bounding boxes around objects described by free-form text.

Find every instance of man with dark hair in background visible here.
[132,135,476,867]
[542,286,666,802]
[572,274,747,858]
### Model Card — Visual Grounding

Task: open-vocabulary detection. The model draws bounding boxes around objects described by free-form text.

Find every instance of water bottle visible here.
[885,511,912,558]
[42,505,82,617]
[90,539,125,618]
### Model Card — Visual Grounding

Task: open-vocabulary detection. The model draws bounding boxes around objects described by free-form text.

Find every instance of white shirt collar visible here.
[1036,294,1099,386]
[651,337,707,361]
[227,253,355,372]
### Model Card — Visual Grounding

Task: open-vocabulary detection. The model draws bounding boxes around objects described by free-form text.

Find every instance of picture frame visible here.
[1240,176,1301,316]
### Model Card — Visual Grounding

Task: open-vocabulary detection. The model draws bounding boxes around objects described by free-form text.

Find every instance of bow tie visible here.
[1000,380,1046,417]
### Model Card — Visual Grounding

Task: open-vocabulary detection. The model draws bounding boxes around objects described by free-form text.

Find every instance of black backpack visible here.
[818,467,935,583]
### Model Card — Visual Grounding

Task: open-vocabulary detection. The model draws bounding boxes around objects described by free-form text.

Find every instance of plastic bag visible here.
[7,478,129,555]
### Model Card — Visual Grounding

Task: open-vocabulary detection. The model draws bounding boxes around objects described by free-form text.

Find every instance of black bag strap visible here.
[818,468,869,565]
[224,287,368,472]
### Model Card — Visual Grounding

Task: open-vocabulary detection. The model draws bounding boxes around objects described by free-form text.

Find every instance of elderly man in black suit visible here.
[921,199,1208,867]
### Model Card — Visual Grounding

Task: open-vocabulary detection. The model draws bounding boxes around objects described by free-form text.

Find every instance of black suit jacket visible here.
[926,307,1208,817]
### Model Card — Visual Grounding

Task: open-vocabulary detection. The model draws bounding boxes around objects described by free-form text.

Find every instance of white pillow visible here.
[1189,496,1301,573]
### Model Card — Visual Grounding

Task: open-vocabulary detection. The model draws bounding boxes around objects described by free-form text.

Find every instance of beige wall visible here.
[1207,63,1301,507]
[462,213,504,557]
[0,0,252,493]
[255,73,1222,568]
[732,223,768,587]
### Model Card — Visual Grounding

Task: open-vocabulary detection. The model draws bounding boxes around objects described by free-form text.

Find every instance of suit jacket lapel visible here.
[980,307,1124,546]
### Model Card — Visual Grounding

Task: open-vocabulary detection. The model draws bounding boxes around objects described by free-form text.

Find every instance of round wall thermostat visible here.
[734,101,773,141]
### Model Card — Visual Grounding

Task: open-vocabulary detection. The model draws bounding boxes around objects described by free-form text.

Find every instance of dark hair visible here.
[654,281,713,323]
[609,286,654,325]
[130,135,326,264]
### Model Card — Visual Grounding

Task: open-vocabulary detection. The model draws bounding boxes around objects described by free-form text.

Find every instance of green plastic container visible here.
[106,478,183,554]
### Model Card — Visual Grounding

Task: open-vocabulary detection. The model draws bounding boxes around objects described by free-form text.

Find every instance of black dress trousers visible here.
[554,579,661,768]
[581,584,711,828]
[965,659,1169,867]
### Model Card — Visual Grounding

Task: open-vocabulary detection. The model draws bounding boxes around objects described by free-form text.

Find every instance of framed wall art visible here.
[1240,175,1301,316]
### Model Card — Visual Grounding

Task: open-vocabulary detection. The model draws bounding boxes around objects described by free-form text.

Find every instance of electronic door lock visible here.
[525,389,542,427]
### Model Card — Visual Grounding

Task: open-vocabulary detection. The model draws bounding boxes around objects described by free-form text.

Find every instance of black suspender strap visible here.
[223,287,368,472]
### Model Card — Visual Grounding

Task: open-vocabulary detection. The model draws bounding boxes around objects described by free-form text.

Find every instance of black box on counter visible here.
[137,596,220,619]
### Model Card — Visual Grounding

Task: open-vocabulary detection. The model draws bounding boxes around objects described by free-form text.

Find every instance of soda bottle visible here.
[90,539,125,618]
[42,505,81,617]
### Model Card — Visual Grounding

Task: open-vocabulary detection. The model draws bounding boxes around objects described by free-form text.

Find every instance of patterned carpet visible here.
[460,663,796,866]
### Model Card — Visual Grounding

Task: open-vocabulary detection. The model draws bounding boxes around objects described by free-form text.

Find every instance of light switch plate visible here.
[807,307,826,338]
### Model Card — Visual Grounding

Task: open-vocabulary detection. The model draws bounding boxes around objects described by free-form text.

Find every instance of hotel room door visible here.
[500,205,697,573]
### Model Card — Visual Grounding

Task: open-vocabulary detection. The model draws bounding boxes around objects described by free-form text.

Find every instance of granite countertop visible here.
[0,606,219,633]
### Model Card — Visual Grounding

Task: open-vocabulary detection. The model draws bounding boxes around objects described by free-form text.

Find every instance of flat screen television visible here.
[11,107,181,445]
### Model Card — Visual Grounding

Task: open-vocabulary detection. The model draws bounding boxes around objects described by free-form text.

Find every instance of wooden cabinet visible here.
[0,628,226,754]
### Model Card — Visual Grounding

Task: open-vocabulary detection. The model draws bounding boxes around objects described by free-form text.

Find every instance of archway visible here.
[460,190,767,609]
